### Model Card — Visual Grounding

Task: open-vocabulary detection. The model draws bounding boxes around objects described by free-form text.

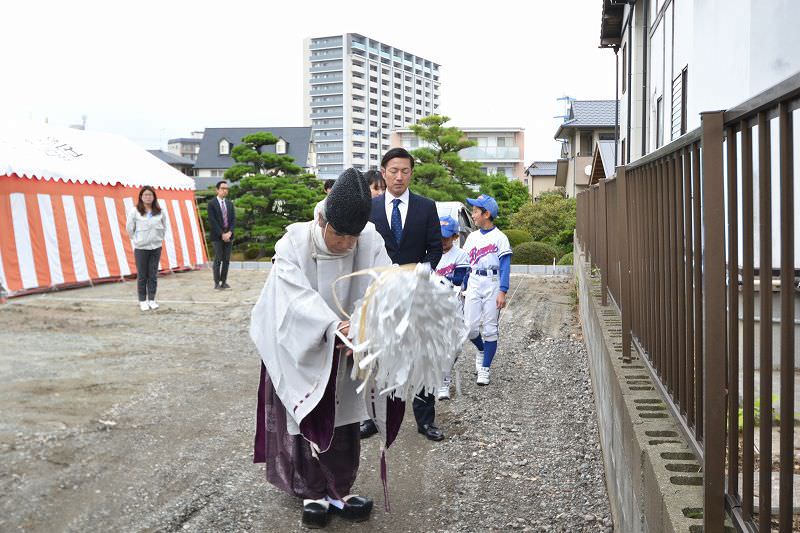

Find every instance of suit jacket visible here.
[208,197,236,242]
[370,191,442,269]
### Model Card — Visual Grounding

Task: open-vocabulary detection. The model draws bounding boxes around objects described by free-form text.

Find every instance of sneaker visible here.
[477,366,491,386]
[139,301,149,311]
[437,383,451,400]
[475,352,484,373]
[147,300,159,310]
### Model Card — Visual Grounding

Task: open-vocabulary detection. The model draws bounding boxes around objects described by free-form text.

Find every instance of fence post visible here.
[599,180,608,306]
[700,110,726,532]
[617,166,632,362]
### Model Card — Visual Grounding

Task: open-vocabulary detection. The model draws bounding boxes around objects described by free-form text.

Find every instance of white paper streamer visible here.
[338,263,468,401]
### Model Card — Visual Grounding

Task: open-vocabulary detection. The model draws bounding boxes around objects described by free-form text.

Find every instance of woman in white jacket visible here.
[126,186,169,311]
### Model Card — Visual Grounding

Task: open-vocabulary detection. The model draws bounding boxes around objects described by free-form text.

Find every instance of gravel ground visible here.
[0,270,611,532]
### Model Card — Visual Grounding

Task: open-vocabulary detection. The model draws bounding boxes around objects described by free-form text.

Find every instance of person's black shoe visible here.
[221,282,231,289]
[301,500,330,529]
[359,419,378,439]
[417,424,444,441]
[213,282,220,289]
[330,495,373,522]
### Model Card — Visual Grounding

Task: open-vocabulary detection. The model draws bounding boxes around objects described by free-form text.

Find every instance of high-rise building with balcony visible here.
[303,34,441,179]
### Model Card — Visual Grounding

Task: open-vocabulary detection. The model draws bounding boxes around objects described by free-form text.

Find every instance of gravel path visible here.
[0,270,611,532]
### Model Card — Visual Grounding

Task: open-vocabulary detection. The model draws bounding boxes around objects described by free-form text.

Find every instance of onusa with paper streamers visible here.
[334,263,468,401]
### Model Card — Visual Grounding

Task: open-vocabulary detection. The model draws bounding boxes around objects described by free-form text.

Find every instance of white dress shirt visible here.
[384,188,410,229]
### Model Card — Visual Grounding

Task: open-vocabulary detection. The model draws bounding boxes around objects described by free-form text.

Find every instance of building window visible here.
[497,137,506,147]
[656,96,664,148]
[599,133,616,141]
[621,139,626,165]
[671,67,689,140]
[276,138,287,155]
[681,68,688,135]
[579,132,593,156]
[218,139,230,155]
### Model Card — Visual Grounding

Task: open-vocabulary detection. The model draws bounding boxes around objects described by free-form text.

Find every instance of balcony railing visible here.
[576,72,800,533]
[309,84,343,96]
[309,38,342,50]
[458,146,521,161]
[311,96,344,107]
[310,49,342,61]
[310,62,343,74]
[311,107,343,118]
[310,74,343,84]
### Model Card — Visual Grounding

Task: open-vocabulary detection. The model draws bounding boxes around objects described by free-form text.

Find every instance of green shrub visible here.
[243,244,262,260]
[505,229,533,248]
[512,241,562,265]
[557,252,574,265]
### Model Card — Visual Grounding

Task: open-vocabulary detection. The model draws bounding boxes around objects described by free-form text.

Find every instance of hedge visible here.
[512,241,562,265]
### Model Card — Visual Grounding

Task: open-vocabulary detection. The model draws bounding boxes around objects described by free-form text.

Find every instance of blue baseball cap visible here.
[466,194,499,218]
[439,215,459,238]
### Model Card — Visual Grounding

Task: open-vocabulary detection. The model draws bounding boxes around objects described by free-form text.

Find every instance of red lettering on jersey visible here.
[468,244,499,264]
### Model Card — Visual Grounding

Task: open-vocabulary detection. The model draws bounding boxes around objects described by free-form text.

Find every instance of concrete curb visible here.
[575,243,710,533]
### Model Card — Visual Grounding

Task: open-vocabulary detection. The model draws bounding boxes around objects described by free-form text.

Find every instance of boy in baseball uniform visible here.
[461,195,512,386]
[435,215,470,399]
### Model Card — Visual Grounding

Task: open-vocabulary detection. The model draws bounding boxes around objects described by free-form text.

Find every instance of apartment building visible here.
[391,127,525,180]
[167,132,203,162]
[303,34,441,179]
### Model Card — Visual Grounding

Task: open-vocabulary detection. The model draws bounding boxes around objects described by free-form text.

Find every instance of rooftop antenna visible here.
[554,95,575,122]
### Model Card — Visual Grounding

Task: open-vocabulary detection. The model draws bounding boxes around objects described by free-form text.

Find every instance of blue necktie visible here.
[391,198,403,244]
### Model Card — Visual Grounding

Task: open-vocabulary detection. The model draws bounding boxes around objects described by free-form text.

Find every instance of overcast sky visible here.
[3,0,616,164]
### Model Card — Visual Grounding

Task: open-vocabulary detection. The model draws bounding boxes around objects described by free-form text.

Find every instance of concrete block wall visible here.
[575,242,719,532]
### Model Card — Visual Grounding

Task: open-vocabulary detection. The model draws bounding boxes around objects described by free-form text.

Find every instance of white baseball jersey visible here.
[436,245,470,280]
[462,228,512,270]
[463,228,511,343]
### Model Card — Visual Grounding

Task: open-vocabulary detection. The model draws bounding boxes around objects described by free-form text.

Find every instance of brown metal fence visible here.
[576,72,800,532]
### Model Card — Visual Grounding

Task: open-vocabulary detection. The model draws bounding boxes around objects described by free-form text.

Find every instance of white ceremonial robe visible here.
[250,220,391,438]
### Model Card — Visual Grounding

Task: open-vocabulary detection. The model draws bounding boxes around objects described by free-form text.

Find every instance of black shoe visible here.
[417,424,444,441]
[359,419,378,439]
[213,282,220,290]
[221,283,231,289]
[301,501,330,529]
[330,495,373,522]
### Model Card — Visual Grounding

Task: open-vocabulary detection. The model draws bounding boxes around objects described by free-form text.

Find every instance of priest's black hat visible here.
[324,167,372,235]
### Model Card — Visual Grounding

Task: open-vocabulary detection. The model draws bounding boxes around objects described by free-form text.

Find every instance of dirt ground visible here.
[0,269,609,532]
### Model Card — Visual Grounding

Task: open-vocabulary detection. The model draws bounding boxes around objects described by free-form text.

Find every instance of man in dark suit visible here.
[361,147,445,442]
[207,180,236,289]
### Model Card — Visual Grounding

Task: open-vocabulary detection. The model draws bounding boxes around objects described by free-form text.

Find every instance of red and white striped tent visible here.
[0,121,207,298]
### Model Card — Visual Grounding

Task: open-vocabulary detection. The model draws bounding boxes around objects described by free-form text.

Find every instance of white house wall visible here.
[691,0,800,130]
